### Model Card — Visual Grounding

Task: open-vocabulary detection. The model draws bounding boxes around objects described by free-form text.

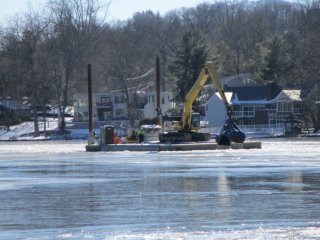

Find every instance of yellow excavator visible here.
[159,61,246,145]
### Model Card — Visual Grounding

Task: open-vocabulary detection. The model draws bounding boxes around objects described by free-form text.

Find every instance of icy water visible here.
[0,139,320,240]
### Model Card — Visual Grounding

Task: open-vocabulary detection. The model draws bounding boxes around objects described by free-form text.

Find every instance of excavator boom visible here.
[182,67,210,130]
[205,63,230,112]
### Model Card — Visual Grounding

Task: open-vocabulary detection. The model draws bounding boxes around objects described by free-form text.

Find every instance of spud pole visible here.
[87,63,95,145]
[156,57,161,126]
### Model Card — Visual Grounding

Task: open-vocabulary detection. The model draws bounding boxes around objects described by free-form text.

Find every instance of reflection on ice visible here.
[103,227,320,239]
[2,226,320,240]
[0,140,86,154]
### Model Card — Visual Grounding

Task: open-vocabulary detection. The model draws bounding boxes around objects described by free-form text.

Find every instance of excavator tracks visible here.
[159,131,211,143]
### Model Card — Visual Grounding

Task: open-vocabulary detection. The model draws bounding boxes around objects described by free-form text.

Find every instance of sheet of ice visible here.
[0,139,320,240]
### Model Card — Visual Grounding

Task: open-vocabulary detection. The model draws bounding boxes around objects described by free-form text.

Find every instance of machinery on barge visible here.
[159,61,246,145]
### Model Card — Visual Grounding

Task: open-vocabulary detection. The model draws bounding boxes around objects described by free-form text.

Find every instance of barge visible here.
[86,141,261,152]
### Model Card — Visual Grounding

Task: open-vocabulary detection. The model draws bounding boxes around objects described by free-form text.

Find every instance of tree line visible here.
[0,0,320,133]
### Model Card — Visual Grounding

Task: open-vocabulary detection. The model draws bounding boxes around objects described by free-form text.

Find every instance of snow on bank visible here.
[1,119,320,141]
[0,118,90,141]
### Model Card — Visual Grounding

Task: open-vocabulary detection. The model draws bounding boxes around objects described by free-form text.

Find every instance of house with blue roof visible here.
[203,82,303,134]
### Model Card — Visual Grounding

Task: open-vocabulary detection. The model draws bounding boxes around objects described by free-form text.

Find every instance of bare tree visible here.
[94,11,169,127]
[47,0,108,130]
[0,10,49,136]
[0,24,25,131]
[100,26,153,127]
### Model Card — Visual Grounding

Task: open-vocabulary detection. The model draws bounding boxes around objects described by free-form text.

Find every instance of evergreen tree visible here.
[168,29,210,103]
[260,36,290,86]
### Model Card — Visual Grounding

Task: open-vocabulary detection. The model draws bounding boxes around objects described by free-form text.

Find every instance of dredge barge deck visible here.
[86,141,261,152]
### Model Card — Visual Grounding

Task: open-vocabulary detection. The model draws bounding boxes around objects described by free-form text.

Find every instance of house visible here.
[203,82,303,133]
[74,91,130,122]
[202,92,233,128]
[144,91,176,119]
[0,98,31,124]
[73,90,175,127]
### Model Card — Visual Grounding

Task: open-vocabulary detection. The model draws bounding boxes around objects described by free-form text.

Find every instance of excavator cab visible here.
[191,112,201,130]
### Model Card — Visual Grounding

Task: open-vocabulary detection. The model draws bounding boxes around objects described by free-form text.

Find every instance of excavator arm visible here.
[182,61,229,130]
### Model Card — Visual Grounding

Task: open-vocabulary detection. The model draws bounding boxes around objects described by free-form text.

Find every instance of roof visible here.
[282,90,301,101]
[201,83,301,106]
[226,82,282,101]
[215,92,233,104]
[232,86,269,101]
[233,89,301,105]
[200,92,232,106]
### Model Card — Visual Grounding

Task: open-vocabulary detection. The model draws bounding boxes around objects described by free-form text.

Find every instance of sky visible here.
[107,0,207,21]
[0,0,208,24]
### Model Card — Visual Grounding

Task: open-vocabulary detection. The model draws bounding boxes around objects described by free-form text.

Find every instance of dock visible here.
[86,141,261,152]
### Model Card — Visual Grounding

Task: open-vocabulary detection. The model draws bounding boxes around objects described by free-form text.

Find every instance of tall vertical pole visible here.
[87,63,95,145]
[156,57,161,126]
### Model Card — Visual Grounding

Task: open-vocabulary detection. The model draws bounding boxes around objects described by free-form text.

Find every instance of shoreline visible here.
[1,132,320,142]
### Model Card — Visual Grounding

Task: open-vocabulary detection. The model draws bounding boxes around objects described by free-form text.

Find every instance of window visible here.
[269,116,286,126]
[115,96,124,104]
[294,107,301,114]
[242,106,254,117]
[242,119,255,125]
[162,97,165,105]
[103,111,112,120]
[98,110,112,121]
[101,96,111,105]
[277,101,292,112]
[116,109,124,116]
[148,95,154,103]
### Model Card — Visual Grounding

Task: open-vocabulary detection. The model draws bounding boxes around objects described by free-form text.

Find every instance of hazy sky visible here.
[107,0,207,20]
[0,0,208,23]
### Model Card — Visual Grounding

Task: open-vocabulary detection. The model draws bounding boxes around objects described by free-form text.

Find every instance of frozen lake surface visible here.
[0,139,320,239]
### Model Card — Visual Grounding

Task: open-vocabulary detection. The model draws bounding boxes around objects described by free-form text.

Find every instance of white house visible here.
[74,92,127,122]
[144,91,176,119]
[73,90,175,123]
[203,92,233,128]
